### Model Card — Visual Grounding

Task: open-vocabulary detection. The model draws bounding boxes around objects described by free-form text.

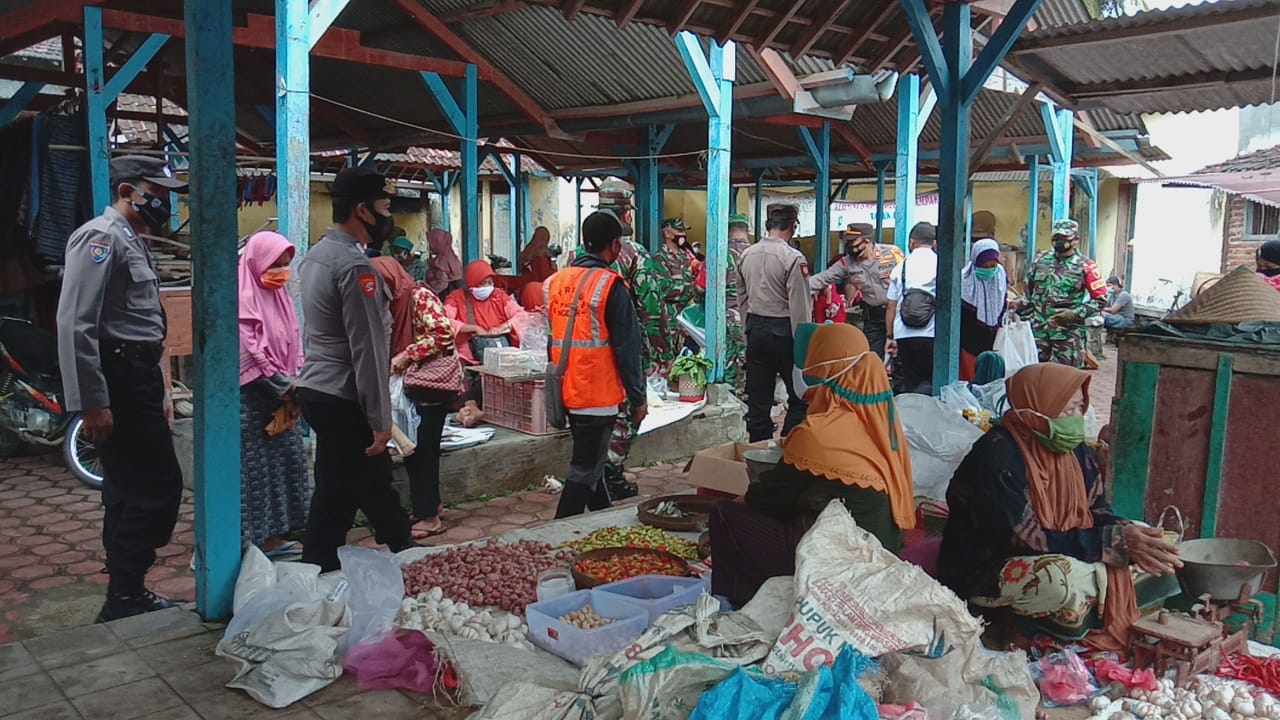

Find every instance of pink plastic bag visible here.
[1094,659,1158,692]
[1030,649,1102,707]
[342,629,441,693]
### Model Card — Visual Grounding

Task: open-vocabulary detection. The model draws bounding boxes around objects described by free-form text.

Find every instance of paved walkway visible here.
[0,351,1119,646]
[0,452,692,644]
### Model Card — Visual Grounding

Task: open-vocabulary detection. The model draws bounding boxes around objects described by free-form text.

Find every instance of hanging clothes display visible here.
[34,112,88,261]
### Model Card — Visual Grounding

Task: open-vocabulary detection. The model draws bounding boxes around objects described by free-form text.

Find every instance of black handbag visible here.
[897,256,936,329]
[545,270,602,430]
[464,293,511,363]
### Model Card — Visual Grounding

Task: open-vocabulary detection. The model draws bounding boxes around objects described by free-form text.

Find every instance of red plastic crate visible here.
[480,372,564,436]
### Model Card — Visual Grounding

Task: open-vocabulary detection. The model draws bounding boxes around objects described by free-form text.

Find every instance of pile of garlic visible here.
[394,586,534,651]
[1085,676,1280,719]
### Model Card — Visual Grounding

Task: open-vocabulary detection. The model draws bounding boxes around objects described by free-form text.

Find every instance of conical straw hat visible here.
[1164,266,1280,325]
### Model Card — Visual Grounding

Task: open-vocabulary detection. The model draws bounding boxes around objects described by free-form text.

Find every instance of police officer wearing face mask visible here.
[57,155,189,622]
[806,223,904,357]
[296,167,415,572]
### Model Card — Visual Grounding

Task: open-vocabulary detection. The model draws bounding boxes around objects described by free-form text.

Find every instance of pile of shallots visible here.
[401,540,576,615]
[1086,676,1280,719]
[395,587,534,651]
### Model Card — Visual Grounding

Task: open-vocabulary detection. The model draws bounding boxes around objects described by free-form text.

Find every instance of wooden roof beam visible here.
[563,0,589,22]
[758,3,804,49]
[968,81,1041,173]
[387,0,569,138]
[833,2,899,66]
[668,2,702,36]
[718,0,761,44]
[791,0,856,58]
[439,0,528,23]
[616,0,645,29]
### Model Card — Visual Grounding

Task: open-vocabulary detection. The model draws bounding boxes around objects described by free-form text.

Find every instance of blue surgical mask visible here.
[974,266,999,282]
[471,285,495,301]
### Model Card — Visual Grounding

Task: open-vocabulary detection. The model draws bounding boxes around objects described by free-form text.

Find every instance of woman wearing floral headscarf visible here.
[238,231,309,554]
[941,364,1181,648]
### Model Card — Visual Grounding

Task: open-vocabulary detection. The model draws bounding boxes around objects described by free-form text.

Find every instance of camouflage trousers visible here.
[724,310,746,398]
[1034,324,1089,368]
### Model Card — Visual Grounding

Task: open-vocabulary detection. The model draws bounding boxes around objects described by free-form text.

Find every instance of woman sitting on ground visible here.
[443,260,525,426]
[372,257,459,539]
[939,363,1182,649]
[710,322,916,607]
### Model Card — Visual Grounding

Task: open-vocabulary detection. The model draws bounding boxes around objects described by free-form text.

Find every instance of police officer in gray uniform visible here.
[297,167,415,572]
[57,155,188,622]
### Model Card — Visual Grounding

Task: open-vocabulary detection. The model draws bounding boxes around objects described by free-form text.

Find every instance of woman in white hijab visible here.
[959,238,1009,381]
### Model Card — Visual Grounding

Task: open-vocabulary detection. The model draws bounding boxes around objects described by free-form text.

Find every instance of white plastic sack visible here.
[226,547,325,640]
[336,546,405,656]
[389,374,420,441]
[762,503,1038,719]
[218,600,351,708]
[939,382,981,415]
[993,316,1038,378]
[895,394,984,500]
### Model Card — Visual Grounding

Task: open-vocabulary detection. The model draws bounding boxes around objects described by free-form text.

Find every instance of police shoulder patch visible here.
[358,272,377,297]
[88,237,112,264]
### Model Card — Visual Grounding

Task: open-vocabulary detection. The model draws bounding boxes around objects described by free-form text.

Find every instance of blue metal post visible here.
[1027,155,1040,279]
[894,73,920,252]
[932,1,971,393]
[1041,104,1074,223]
[812,123,832,264]
[0,82,44,127]
[1081,168,1099,258]
[184,0,240,621]
[276,0,310,257]
[84,8,169,212]
[675,31,733,381]
[874,159,890,244]
[421,67,479,262]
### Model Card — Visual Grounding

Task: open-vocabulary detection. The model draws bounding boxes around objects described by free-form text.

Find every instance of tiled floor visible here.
[0,448,694,644]
[0,606,474,720]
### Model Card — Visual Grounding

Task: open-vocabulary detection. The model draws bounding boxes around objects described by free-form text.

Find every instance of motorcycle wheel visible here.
[0,427,22,458]
[63,416,104,490]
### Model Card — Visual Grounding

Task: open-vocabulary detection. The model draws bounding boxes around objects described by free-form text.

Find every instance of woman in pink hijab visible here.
[239,231,309,555]
[425,228,464,297]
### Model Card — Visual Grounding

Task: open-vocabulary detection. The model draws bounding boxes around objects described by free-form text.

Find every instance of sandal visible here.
[411,519,446,539]
[264,540,303,558]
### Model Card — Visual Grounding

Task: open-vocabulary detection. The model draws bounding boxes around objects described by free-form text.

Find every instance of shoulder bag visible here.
[464,293,511,363]
[545,269,603,430]
[898,256,937,329]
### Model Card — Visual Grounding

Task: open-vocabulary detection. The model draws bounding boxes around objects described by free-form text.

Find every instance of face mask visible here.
[845,242,863,258]
[1016,408,1085,454]
[471,285,495,301]
[361,205,394,245]
[127,186,171,230]
[260,267,291,290]
[974,266,999,282]
[792,352,870,397]
[1052,238,1075,254]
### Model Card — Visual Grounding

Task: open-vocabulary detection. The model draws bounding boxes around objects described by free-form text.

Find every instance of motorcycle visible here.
[0,317,103,489]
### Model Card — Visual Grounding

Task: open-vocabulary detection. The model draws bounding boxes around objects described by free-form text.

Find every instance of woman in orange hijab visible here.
[940,363,1181,648]
[710,322,915,607]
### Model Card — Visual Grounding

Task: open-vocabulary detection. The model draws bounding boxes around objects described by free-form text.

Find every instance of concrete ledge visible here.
[172,384,748,503]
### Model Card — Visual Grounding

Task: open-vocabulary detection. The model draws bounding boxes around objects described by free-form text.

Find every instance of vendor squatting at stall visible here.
[711,322,915,608]
[940,363,1182,650]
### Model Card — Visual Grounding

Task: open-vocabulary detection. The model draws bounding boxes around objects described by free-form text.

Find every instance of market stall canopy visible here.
[1144,144,1280,210]
[1005,0,1280,115]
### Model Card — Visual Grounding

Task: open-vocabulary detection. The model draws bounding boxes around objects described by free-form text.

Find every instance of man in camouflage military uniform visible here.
[1023,219,1107,368]
[653,218,699,373]
[723,214,752,393]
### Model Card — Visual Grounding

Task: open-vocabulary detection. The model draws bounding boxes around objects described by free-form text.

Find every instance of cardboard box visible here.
[683,439,779,496]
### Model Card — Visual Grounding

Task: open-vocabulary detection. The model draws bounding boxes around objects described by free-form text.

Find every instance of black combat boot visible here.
[603,465,638,500]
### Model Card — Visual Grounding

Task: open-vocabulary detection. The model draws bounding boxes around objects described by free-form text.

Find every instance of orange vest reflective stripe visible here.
[549,267,625,410]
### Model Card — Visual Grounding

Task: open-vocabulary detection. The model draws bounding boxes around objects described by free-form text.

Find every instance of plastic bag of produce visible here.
[343,629,442,693]
[895,394,984,500]
[994,315,1037,378]
[689,647,878,720]
[337,546,405,656]
[763,503,1038,719]
[217,600,351,708]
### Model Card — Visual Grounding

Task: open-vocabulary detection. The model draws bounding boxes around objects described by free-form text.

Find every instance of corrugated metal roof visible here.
[1009,0,1280,114]
[1195,143,1280,174]
[1032,0,1096,29]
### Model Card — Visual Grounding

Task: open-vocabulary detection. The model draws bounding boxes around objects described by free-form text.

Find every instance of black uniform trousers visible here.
[298,388,412,572]
[744,315,808,443]
[554,413,614,518]
[860,305,888,359]
[97,341,183,595]
[894,337,935,396]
